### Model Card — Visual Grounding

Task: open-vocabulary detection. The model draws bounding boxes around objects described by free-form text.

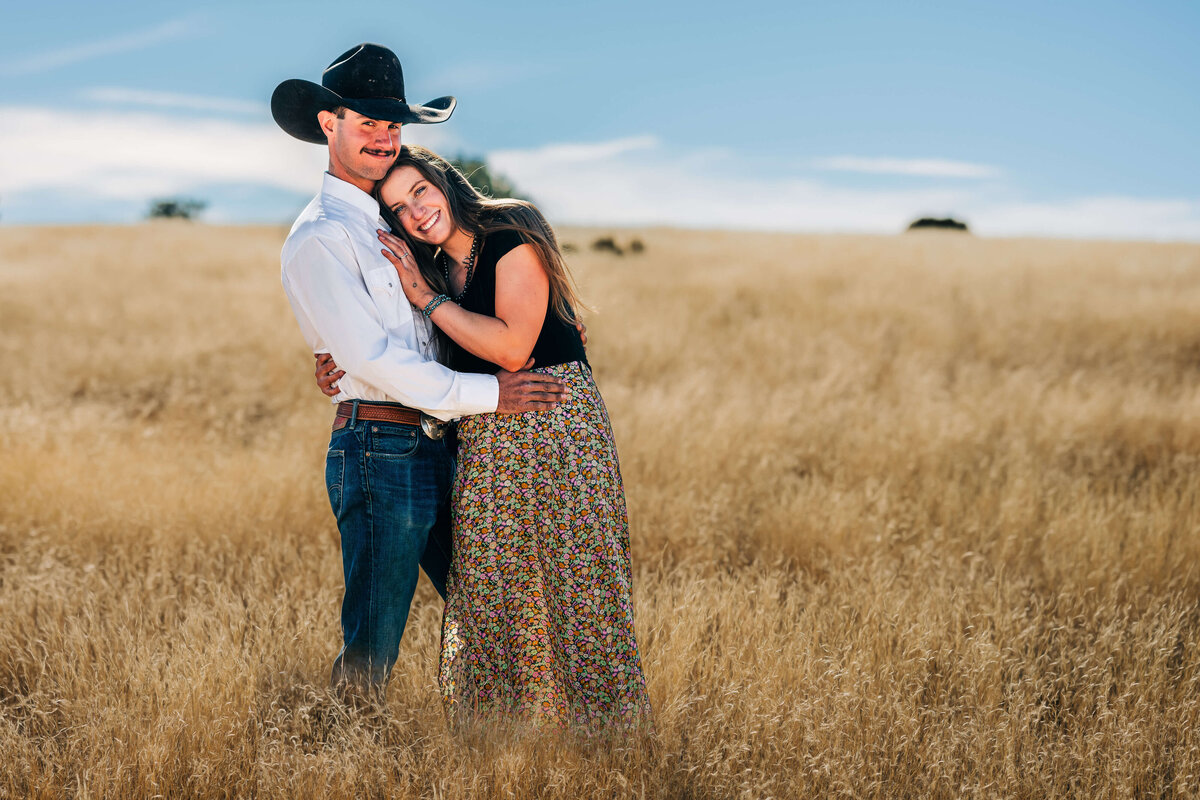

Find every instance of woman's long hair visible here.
[374,145,586,324]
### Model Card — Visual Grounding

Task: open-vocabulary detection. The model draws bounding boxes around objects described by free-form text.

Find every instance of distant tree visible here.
[450,156,531,202]
[907,217,969,233]
[147,197,208,221]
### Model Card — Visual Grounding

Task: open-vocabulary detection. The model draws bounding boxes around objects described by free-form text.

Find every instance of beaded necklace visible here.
[438,233,480,302]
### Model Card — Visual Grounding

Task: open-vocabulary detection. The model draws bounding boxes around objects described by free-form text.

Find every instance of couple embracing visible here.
[272,44,651,732]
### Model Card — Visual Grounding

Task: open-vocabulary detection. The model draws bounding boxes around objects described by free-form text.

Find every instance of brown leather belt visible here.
[333,401,421,430]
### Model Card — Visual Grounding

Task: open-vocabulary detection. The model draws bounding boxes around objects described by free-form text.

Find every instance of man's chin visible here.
[361,161,396,180]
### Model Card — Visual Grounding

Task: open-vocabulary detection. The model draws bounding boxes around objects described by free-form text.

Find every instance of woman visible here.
[329,145,651,731]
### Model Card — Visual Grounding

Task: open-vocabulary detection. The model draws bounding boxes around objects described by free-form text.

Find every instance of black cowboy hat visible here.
[271,43,455,144]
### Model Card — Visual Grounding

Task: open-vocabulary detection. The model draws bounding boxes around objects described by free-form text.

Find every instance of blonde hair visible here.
[374,145,587,323]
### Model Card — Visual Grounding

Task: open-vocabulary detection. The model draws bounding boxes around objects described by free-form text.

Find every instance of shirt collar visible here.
[321,172,381,219]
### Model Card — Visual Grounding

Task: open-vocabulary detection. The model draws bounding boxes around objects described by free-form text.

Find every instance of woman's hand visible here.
[315,352,343,397]
[378,229,436,308]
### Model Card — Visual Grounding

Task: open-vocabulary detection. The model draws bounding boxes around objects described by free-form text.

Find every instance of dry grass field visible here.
[2,222,1199,798]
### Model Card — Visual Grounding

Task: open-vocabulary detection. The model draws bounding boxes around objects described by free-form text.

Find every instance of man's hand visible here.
[495,359,569,414]
[315,352,344,398]
[574,319,588,347]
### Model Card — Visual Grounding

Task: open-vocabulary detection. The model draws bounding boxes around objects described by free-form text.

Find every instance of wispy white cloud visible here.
[0,106,321,198]
[489,136,1200,241]
[814,156,1002,179]
[0,17,199,76]
[0,105,456,215]
[81,87,268,115]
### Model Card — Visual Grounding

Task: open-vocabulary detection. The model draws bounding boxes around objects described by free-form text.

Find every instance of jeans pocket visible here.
[325,449,345,516]
[367,424,420,459]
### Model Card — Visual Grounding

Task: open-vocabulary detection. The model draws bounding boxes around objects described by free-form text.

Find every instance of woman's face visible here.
[379,165,456,245]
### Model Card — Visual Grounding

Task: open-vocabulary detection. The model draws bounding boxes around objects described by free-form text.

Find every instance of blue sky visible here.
[2,1,1198,238]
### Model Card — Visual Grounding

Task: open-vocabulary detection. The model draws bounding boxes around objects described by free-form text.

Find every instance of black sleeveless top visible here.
[446,229,588,375]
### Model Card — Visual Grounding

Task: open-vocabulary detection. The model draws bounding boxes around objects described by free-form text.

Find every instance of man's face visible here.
[319,108,401,192]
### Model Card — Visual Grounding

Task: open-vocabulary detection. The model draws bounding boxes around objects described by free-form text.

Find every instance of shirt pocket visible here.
[365,266,398,297]
[363,264,413,335]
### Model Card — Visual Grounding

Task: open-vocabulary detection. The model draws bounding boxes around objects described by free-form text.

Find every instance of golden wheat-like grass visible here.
[2,223,1198,798]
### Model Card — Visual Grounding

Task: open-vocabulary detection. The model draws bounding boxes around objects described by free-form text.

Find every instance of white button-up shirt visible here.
[280,172,498,421]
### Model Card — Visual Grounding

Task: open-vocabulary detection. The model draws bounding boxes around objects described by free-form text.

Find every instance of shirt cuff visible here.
[453,372,500,419]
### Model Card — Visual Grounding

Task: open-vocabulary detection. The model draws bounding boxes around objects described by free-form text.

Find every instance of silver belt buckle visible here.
[419,412,447,440]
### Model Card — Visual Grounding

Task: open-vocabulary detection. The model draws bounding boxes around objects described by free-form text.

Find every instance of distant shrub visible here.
[591,236,624,256]
[147,197,207,221]
[629,238,645,254]
[907,217,969,233]
[561,242,577,253]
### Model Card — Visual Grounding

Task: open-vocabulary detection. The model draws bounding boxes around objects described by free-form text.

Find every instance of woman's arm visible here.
[379,230,549,372]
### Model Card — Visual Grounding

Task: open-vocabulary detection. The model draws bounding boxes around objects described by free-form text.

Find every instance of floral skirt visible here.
[439,361,652,730]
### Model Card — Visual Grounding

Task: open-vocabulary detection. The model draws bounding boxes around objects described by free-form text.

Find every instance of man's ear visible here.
[316,109,337,141]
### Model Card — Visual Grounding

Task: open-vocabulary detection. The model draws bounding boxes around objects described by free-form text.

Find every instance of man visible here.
[271,43,567,696]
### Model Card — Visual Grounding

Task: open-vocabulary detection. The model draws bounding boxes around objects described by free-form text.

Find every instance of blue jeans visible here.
[324,408,454,691]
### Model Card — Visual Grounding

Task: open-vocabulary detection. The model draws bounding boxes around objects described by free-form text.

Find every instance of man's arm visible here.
[284,230,498,420]
[314,352,571,413]
[285,230,566,419]
[315,352,345,395]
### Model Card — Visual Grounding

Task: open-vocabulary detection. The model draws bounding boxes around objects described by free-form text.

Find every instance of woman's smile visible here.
[415,209,441,234]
